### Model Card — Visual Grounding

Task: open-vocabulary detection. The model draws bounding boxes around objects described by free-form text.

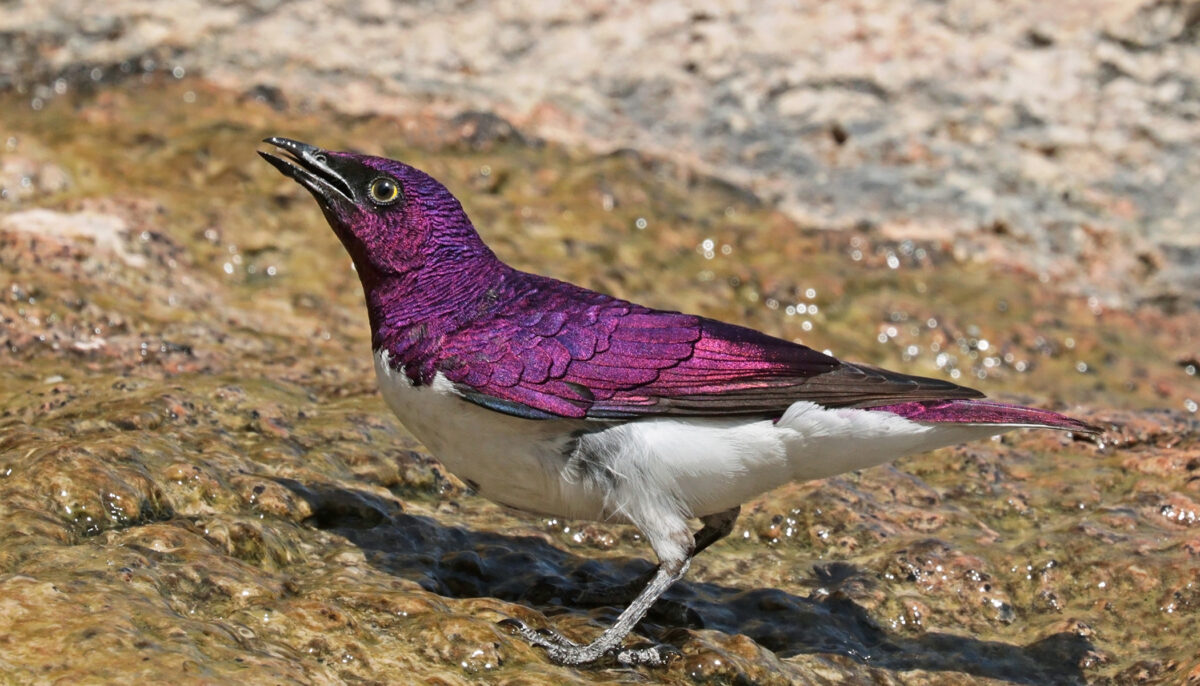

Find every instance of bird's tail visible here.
[868,399,1100,434]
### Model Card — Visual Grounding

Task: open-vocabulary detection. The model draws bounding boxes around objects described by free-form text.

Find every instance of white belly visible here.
[374,350,1007,523]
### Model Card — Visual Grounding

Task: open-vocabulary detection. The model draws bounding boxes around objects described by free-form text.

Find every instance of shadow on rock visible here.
[274,478,1091,684]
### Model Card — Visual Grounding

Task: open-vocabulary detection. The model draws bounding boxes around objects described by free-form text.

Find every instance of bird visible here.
[259,137,1099,667]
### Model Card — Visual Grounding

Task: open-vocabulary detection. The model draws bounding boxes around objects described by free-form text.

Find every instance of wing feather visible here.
[428,273,982,420]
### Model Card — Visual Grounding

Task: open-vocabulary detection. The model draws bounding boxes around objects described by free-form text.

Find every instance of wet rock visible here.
[0,443,173,537]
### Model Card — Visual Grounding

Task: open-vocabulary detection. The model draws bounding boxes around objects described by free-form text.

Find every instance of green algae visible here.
[0,77,1197,684]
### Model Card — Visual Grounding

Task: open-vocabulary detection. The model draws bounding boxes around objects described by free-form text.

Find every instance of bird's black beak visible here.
[258,137,355,203]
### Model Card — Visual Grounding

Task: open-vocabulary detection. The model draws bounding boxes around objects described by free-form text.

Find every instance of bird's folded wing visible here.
[435,291,982,421]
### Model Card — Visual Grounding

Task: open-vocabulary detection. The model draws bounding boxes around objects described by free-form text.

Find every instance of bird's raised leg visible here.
[693,505,740,556]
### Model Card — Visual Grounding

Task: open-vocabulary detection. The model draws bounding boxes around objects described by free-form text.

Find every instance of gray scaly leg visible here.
[504,506,741,666]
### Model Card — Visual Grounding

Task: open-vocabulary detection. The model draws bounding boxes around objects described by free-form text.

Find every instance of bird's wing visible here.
[434,282,982,421]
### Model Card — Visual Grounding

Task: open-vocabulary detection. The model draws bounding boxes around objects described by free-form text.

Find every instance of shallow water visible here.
[1,78,1197,684]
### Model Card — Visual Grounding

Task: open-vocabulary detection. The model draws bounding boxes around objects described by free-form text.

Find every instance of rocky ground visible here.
[1,2,1198,684]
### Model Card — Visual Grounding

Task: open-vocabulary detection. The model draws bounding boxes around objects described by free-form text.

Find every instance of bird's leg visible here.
[547,553,691,666]
[506,520,696,666]
[505,555,691,663]
[506,508,739,665]
[692,505,740,556]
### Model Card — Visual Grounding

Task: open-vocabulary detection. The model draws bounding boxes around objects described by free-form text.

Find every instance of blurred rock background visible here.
[4,0,1200,308]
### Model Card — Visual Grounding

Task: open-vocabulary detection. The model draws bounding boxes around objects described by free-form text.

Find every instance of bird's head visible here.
[259,137,491,281]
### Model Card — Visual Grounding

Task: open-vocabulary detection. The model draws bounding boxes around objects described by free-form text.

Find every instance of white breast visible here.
[372,350,610,520]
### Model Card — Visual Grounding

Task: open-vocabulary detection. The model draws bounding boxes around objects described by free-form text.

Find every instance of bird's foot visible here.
[545,640,677,667]
[612,643,679,667]
[499,618,677,667]
[498,618,579,650]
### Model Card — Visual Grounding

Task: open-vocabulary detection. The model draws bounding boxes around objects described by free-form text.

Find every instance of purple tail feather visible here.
[870,399,1100,433]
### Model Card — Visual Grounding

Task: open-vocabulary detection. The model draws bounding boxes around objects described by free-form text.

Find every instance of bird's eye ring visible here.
[367,177,402,205]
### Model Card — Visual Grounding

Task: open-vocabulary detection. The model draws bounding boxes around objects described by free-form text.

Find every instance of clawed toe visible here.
[498,617,579,650]
[614,642,679,667]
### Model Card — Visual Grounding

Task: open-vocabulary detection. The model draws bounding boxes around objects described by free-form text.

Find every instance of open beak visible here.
[258,137,355,203]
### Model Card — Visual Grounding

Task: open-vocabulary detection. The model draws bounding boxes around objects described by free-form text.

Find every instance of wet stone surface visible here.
[0,78,1197,684]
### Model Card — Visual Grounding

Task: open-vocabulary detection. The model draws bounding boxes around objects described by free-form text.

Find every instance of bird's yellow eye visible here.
[367,177,402,205]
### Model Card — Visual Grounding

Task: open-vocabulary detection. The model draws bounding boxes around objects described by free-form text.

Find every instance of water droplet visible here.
[635,217,647,230]
[805,288,817,299]
[886,253,900,269]
[1185,399,1198,413]
[1076,361,1088,373]
[172,65,186,79]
